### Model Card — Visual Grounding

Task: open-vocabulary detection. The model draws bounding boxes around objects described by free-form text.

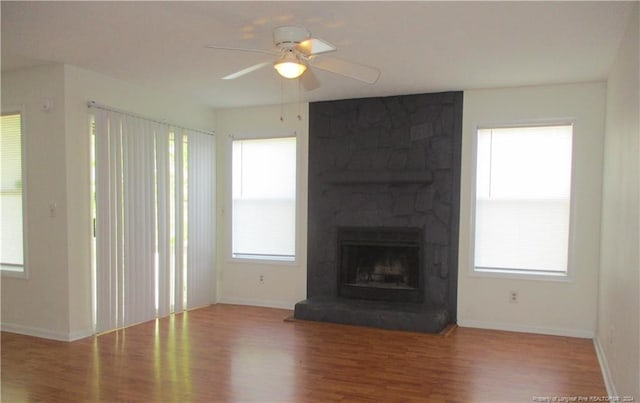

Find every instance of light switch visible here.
[49,202,57,217]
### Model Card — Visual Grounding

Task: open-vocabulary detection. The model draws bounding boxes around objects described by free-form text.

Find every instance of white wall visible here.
[597,3,639,397]
[457,82,606,338]
[1,63,215,340]
[215,103,308,309]
[1,64,71,340]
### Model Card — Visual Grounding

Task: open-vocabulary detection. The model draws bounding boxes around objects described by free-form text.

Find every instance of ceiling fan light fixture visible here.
[274,52,307,79]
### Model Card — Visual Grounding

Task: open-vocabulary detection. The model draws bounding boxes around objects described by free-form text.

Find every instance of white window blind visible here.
[93,107,215,333]
[474,125,573,274]
[232,137,296,260]
[186,131,216,309]
[1,112,25,272]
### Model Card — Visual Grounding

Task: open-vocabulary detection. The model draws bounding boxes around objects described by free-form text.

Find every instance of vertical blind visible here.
[93,107,215,333]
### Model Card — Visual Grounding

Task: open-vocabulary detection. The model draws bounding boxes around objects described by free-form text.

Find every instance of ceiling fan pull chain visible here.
[280,77,285,122]
[297,79,302,121]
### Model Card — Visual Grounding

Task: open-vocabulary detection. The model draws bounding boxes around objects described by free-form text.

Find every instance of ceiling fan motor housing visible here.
[273,26,311,48]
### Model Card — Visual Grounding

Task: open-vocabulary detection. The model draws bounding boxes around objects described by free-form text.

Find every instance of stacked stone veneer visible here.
[303,91,463,327]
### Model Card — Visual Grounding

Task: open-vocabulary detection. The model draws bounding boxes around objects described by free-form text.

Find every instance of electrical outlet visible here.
[509,290,519,303]
[259,274,264,284]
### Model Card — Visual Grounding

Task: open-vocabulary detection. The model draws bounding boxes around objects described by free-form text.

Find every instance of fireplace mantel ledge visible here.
[322,171,433,185]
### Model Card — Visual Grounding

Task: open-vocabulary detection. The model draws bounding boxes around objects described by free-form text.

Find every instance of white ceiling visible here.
[1,1,635,109]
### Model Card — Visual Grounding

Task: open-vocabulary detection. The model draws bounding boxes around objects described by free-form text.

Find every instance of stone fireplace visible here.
[294,91,463,333]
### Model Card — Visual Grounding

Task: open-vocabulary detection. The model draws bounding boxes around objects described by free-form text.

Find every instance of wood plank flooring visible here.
[1,304,606,402]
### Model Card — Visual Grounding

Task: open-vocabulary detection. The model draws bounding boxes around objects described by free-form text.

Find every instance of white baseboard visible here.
[593,336,617,397]
[457,319,594,338]
[218,296,294,310]
[1,322,94,342]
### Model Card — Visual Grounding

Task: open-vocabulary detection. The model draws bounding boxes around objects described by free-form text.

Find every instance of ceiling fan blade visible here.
[312,56,380,84]
[205,44,277,57]
[296,38,337,56]
[222,61,271,80]
[300,68,320,91]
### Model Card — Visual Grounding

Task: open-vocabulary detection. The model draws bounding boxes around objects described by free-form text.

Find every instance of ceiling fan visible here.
[206,26,380,91]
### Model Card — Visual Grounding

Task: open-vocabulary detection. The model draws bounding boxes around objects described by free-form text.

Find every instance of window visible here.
[473,124,573,276]
[232,136,297,261]
[1,112,26,275]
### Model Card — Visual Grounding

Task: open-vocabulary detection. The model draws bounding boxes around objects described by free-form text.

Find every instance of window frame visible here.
[227,130,300,265]
[468,120,576,282]
[1,106,28,279]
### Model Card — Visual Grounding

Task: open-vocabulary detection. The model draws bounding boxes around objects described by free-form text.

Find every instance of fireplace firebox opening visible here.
[338,227,424,303]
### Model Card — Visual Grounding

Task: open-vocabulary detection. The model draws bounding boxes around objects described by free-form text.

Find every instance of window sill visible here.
[1,265,27,279]
[230,254,297,266]
[471,267,572,282]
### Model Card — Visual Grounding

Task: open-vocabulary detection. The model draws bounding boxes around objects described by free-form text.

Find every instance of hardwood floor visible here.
[2,304,606,402]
